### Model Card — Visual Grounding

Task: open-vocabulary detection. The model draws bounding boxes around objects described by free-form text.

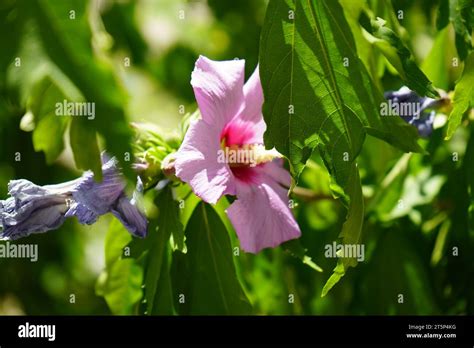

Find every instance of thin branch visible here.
[291,186,334,202]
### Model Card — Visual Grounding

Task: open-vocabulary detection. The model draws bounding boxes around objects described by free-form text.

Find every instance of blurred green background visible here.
[0,0,473,315]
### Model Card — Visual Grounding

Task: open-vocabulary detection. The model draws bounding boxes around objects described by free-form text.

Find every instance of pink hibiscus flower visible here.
[174,56,301,253]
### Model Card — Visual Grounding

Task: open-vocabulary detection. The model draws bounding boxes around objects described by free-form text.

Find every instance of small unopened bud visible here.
[161,153,177,180]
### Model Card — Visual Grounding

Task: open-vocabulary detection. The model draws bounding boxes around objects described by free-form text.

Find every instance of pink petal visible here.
[260,159,292,190]
[192,56,245,129]
[227,66,266,145]
[242,118,266,144]
[221,118,264,146]
[175,119,236,204]
[227,179,301,254]
[242,66,264,123]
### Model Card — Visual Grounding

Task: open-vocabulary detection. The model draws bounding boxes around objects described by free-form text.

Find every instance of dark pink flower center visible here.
[220,121,258,184]
[229,165,258,183]
[220,120,255,147]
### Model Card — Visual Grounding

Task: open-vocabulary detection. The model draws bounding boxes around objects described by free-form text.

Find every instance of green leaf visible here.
[364,17,439,98]
[33,112,68,164]
[150,245,175,315]
[449,0,473,61]
[176,185,201,229]
[167,203,186,254]
[437,0,473,60]
[367,0,408,38]
[437,0,450,30]
[69,118,102,180]
[421,28,450,90]
[389,169,445,221]
[360,227,438,314]
[339,0,383,86]
[321,261,346,298]
[172,202,252,314]
[144,187,182,315]
[281,239,323,272]
[0,1,23,96]
[445,52,474,139]
[260,0,422,295]
[367,153,411,216]
[103,259,144,315]
[464,125,474,235]
[210,197,251,293]
[322,164,364,296]
[97,219,143,315]
[104,219,133,269]
[6,23,83,164]
[260,0,422,184]
[6,21,83,107]
[431,220,451,266]
[26,78,70,164]
[369,154,446,223]
[30,0,134,179]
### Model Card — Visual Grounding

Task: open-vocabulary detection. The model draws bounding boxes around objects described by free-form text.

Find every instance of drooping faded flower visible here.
[0,180,73,240]
[174,56,301,253]
[384,86,444,137]
[0,156,147,240]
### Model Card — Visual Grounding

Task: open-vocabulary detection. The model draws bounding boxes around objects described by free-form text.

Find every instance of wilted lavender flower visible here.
[0,180,73,240]
[0,156,147,240]
[384,86,444,137]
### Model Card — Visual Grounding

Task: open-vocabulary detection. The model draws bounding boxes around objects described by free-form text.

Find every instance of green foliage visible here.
[360,227,438,315]
[29,79,70,164]
[70,118,102,180]
[364,17,439,98]
[437,0,450,30]
[321,164,363,297]
[172,202,252,315]
[421,28,451,90]
[99,259,144,315]
[138,186,182,315]
[446,53,474,139]
[261,0,420,182]
[369,154,446,223]
[339,0,383,86]
[282,239,323,273]
[30,0,133,179]
[1,0,474,317]
[464,126,474,234]
[450,0,474,61]
[0,1,23,95]
[96,219,143,315]
[437,0,473,60]
[259,0,424,294]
